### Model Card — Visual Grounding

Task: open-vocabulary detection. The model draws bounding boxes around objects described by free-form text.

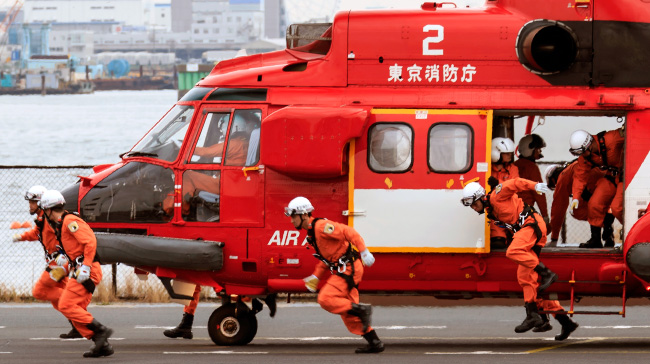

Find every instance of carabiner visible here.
[337,258,347,273]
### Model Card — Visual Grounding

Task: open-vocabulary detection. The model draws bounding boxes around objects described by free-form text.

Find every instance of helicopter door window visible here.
[428,123,473,173]
[190,112,231,164]
[224,109,262,166]
[367,123,413,173]
[181,170,221,222]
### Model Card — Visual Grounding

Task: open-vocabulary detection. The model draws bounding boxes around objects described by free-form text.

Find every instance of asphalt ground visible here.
[2,299,650,363]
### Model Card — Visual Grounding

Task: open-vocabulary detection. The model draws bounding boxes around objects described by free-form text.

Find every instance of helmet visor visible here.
[284,207,295,217]
[569,147,585,156]
[461,196,475,207]
[24,192,39,201]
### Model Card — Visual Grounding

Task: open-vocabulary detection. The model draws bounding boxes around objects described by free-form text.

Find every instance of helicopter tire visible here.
[207,304,258,346]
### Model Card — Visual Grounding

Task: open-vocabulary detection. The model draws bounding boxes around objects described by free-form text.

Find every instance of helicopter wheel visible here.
[207,304,258,346]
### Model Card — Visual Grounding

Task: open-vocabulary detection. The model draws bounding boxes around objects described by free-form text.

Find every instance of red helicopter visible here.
[59,0,650,345]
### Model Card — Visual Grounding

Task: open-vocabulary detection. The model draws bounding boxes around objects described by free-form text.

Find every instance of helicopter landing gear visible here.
[207,302,258,346]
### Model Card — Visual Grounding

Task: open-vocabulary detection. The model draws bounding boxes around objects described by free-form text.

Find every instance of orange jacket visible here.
[514,158,548,217]
[193,138,248,166]
[308,217,367,280]
[491,162,519,183]
[59,213,98,267]
[488,178,538,226]
[550,161,605,239]
[19,211,60,255]
[572,128,624,199]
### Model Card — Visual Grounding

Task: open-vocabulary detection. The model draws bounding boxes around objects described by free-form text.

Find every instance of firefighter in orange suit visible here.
[11,186,82,339]
[40,190,114,358]
[569,128,624,248]
[462,179,562,332]
[515,134,550,229]
[285,197,384,354]
[490,137,519,249]
[545,162,606,245]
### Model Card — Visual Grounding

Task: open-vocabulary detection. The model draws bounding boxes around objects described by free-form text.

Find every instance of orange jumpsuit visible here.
[572,129,624,226]
[18,212,69,310]
[550,161,605,240]
[193,137,248,166]
[514,158,548,218]
[488,178,546,303]
[57,213,103,339]
[490,163,519,240]
[309,217,370,336]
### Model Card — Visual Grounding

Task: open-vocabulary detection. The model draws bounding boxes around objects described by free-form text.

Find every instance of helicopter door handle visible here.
[242,164,264,177]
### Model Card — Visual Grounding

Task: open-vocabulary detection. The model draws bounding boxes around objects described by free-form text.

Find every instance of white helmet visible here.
[461,182,486,206]
[569,130,593,156]
[39,190,66,210]
[518,134,546,158]
[24,185,47,201]
[284,196,314,216]
[491,137,516,162]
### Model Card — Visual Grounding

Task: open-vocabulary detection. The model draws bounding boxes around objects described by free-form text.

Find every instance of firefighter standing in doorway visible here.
[285,196,384,354]
[515,134,550,231]
[461,179,578,335]
[490,137,519,249]
[40,190,115,358]
[12,186,81,339]
[568,128,624,248]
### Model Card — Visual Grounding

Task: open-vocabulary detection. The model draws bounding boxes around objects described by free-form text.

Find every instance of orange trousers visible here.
[588,178,623,226]
[58,262,103,339]
[33,270,68,310]
[183,285,202,315]
[505,215,547,303]
[536,298,564,317]
[317,260,369,336]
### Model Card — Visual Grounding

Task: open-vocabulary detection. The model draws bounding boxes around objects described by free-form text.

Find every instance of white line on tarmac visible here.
[582,325,650,329]
[164,351,268,355]
[30,337,126,341]
[135,325,207,329]
[373,325,446,330]
[262,337,359,341]
[0,352,11,354]
[426,351,529,355]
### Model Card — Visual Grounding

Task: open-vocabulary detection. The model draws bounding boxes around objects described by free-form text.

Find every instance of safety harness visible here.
[583,131,620,185]
[306,218,361,291]
[485,195,543,247]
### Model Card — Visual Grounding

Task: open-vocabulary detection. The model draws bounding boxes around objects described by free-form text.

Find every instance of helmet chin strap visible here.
[294,214,309,230]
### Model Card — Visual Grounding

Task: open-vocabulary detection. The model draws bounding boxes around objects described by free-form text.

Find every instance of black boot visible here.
[164,312,194,339]
[264,293,277,318]
[348,303,372,333]
[554,314,579,341]
[603,213,615,248]
[532,313,553,332]
[515,301,544,333]
[83,339,114,358]
[580,225,603,248]
[85,319,114,357]
[60,320,83,339]
[355,329,384,354]
[534,262,558,293]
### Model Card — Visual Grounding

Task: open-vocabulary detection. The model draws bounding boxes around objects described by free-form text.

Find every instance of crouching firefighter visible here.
[285,197,384,354]
[461,178,559,333]
[40,190,114,358]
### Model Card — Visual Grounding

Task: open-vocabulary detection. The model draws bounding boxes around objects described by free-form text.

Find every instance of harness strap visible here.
[491,205,543,246]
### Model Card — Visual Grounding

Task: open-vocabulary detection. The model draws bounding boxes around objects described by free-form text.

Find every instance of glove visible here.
[55,254,68,267]
[360,249,375,267]
[570,198,579,210]
[49,266,67,282]
[76,265,91,283]
[303,274,319,293]
[535,183,550,195]
[11,233,21,242]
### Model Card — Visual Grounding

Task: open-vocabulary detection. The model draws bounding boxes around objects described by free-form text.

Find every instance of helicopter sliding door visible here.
[350,109,491,252]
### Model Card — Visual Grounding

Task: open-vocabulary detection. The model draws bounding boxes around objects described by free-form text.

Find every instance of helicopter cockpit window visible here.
[127,105,194,162]
[182,170,220,222]
[286,23,332,55]
[367,123,413,173]
[190,112,230,164]
[225,109,262,166]
[428,123,473,173]
[80,162,175,223]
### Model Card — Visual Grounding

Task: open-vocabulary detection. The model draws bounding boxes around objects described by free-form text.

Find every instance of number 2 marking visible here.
[423,25,444,56]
